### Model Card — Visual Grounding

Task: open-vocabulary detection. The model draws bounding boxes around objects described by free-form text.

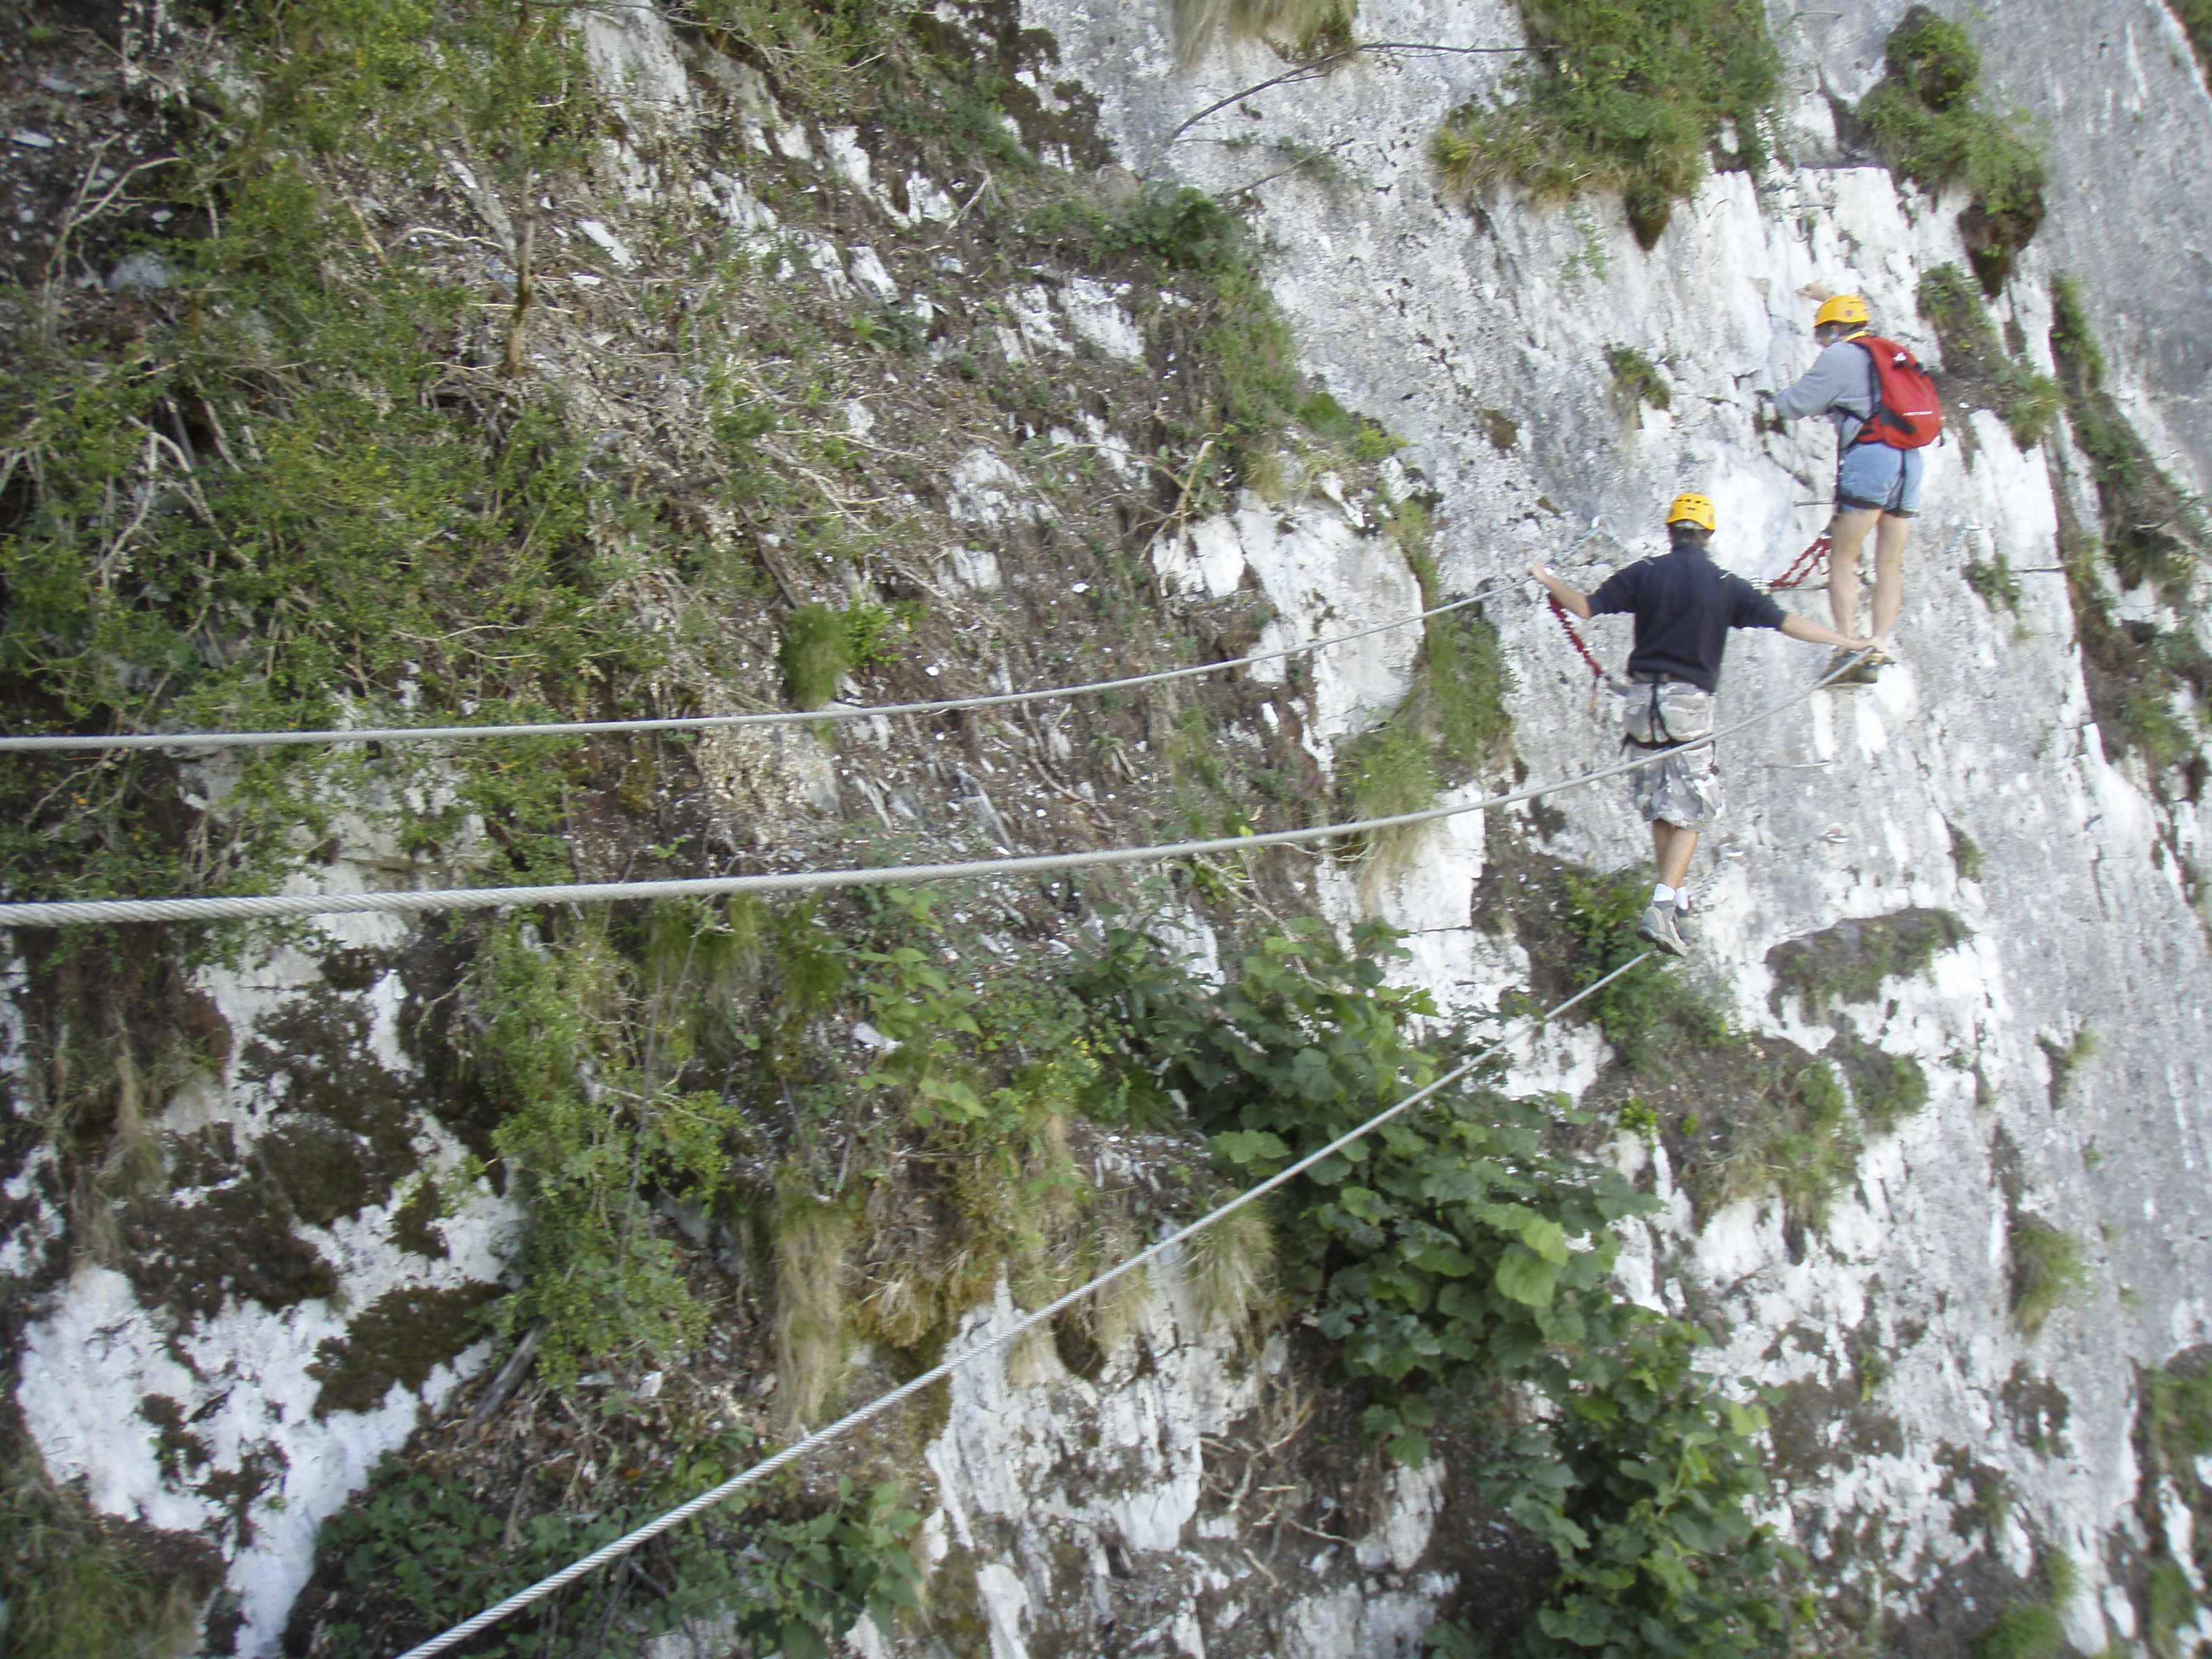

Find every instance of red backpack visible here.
[1851,334,1943,449]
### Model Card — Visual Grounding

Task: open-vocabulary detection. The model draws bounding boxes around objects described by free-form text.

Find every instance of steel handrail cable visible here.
[390,945,1657,1659]
[0,651,1874,928]
[0,595,1493,754]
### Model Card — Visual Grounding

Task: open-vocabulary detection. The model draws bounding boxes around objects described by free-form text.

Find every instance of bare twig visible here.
[1149,40,1539,174]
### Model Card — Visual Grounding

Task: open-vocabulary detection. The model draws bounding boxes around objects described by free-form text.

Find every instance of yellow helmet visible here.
[1814,294,1872,329]
[1666,493,1717,534]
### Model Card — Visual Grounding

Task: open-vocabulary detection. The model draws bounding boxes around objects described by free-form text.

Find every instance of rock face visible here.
[5,1,2211,1654]
[1022,0,2212,1650]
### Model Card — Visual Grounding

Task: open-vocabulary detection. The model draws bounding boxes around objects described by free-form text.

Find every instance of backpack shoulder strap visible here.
[1850,334,1881,443]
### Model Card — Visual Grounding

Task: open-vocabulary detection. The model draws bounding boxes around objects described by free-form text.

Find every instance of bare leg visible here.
[1869,513,1912,642]
[1826,507,1880,635]
[1651,819,1699,891]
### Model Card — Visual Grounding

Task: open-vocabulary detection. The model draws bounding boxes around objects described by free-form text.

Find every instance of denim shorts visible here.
[1837,441,1925,516]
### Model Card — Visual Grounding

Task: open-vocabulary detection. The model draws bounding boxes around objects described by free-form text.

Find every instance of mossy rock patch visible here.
[1766,907,1970,1020]
[307,1283,500,1419]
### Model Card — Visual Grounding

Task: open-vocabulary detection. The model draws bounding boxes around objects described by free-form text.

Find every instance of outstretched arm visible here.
[1527,562,1592,619]
[1781,613,1878,652]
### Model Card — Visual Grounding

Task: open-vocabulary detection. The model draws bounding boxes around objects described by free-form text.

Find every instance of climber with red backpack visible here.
[1766,286,1943,685]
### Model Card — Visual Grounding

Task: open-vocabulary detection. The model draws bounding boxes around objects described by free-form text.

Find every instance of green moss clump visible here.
[1948,820,1986,881]
[1825,1033,1931,1136]
[1764,908,1972,1020]
[1858,8,2047,292]
[1604,343,1672,419]
[2008,1215,2090,1336]
[306,1284,501,1418]
[1432,0,1782,248]
[1964,554,2025,614]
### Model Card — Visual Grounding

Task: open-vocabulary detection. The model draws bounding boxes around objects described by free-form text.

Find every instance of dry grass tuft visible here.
[1170,0,1355,69]
[771,1196,853,1431]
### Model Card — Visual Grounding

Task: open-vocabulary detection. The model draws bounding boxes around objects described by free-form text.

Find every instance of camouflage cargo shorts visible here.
[1628,744,1723,827]
[1620,679,1722,827]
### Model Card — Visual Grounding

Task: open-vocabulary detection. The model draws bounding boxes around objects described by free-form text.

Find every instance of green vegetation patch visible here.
[2135,1355,2212,1650]
[1765,907,1971,1020]
[1604,343,1672,421]
[2051,276,2212,601]
[1432,0,1783,248]
[1082,919,1799,1656]
[2168,0,2212,81]
[2008,1215,2090,1336]
[2046,280,2210,781]
[292,1452,919,1659]
[0,1439,223,1659]
[1964,552,2025,615]
[1972,1552,2078,1659]
[1917,263,2059,449]
[1515,858,1913,1239]
[1337,510,1516,839]
[1856,7,2047,293]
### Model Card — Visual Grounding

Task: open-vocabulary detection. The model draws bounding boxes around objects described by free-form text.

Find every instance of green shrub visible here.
[302,1453,920,1659]
[1858,9,2046,292]
[1097,182,1254,277]
[1604,343,1672,418]
[1079,919,1799,1655]
[2009,1216,2090,1335]
[1433,0,1782,247]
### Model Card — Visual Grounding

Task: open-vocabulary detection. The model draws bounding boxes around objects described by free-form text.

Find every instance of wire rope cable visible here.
[0,595,1494,754]
[0,652,1872,929]
[390,945,1658,1659]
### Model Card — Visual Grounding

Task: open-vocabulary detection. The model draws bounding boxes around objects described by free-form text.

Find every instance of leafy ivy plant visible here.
[302,1446,919,1659]
[1079,917,1801,1656]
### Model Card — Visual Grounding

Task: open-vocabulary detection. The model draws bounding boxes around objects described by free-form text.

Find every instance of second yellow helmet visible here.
[1814,294,1872,328]
[1666,493,1717,534]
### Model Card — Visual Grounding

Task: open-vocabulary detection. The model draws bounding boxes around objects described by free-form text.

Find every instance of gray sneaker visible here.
[1635,902,1690,958]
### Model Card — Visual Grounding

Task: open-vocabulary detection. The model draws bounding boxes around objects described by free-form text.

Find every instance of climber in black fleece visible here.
[1529,494,1874,958]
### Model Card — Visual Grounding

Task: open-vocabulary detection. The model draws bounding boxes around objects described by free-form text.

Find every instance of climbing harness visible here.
[1768,534,1831,590]
[1619,677,1714,752]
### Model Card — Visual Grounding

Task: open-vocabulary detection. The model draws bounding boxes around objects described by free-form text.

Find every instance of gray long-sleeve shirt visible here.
[1772,338,1876,441]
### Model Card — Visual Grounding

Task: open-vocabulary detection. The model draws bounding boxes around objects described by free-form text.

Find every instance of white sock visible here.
[1675,890,1692,914]
[1653,884,1676,907]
